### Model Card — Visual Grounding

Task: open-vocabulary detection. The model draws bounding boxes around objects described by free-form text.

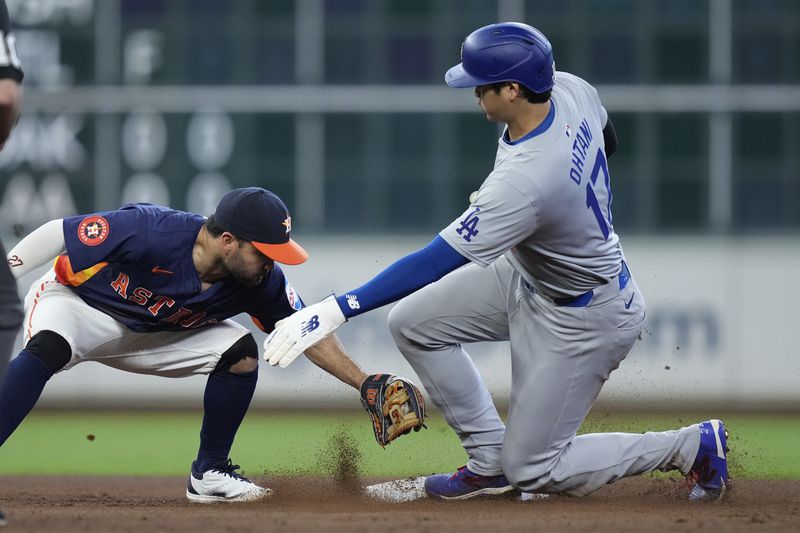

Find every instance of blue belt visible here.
[530,261,631,308]
[553,290,595,307]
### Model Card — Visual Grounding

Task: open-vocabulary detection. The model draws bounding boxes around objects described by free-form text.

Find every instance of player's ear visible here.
[220,231,239,249]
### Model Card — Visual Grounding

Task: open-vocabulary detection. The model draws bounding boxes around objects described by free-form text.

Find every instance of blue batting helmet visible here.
[445,22,555,93]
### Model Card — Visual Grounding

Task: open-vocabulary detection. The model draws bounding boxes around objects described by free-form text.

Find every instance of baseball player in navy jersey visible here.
[0,187,390,503]
[0,0,22,525]
[264,23,729,501]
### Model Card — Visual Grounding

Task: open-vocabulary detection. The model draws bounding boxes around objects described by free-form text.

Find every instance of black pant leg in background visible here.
[0,242,23,381]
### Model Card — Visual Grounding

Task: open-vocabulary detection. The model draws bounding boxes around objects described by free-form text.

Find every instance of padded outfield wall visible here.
[19,236,798,410]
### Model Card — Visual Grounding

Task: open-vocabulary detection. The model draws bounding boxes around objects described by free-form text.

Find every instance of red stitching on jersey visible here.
[26,280,56,341]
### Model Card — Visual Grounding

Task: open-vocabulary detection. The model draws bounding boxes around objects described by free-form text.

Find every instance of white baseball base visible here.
[364,477,428,502]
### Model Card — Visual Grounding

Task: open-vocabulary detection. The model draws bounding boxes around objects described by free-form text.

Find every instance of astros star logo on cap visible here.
[213,187,308,265]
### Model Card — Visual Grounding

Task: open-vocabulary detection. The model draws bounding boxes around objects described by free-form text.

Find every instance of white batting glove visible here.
[263,295,346,368]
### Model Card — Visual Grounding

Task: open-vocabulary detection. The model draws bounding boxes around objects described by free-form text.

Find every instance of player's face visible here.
[474,84,509,122]
[224,240,274,286]
[475,85,502,122]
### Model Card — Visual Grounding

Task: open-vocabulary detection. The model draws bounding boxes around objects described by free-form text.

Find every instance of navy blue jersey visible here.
[54,204,303,332]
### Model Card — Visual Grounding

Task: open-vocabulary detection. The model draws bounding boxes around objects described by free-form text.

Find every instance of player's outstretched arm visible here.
[263,236,468,367]
[303,332,366,389]
[6,219,65,279]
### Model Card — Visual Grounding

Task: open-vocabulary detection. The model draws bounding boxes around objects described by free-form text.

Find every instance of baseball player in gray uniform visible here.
[263,22,729,501]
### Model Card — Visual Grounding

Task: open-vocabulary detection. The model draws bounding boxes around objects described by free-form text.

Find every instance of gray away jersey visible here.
[440,71,623,299]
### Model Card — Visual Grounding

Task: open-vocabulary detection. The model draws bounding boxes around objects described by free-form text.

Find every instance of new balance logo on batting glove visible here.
[300,315,320,337]
[263,295,346,367]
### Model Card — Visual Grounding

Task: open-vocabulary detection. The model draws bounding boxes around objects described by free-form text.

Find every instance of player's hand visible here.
[263,295,346,367]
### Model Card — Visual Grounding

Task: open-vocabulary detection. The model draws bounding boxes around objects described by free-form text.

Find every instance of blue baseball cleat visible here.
[688,419,729,501]
[425,465,515,500]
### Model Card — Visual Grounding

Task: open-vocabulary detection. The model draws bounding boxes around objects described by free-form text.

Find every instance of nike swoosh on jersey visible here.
[624,293,635,309]
[151,266,174,275]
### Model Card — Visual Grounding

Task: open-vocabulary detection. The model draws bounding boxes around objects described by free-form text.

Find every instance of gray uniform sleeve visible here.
[439,172,539,267]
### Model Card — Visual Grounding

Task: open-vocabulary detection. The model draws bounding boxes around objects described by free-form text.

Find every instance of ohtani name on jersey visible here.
[110,272,215,328]
[568,118,593,185]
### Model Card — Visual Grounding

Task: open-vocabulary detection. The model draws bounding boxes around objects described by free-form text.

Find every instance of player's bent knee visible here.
[386,301,414,342]
[24,330,72,373]
[387,311,455,356]
[387,301,442,351]
[215,334,258,373]
[228,356,258,374]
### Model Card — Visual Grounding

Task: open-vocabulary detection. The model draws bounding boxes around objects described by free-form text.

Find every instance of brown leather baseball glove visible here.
[360,373,426,447]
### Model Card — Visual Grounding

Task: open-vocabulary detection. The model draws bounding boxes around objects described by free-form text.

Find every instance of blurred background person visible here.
[0,0,23,383]
[0,0,23,525]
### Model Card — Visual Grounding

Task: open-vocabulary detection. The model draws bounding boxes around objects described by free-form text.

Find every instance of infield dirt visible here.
[1,475,798,532]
